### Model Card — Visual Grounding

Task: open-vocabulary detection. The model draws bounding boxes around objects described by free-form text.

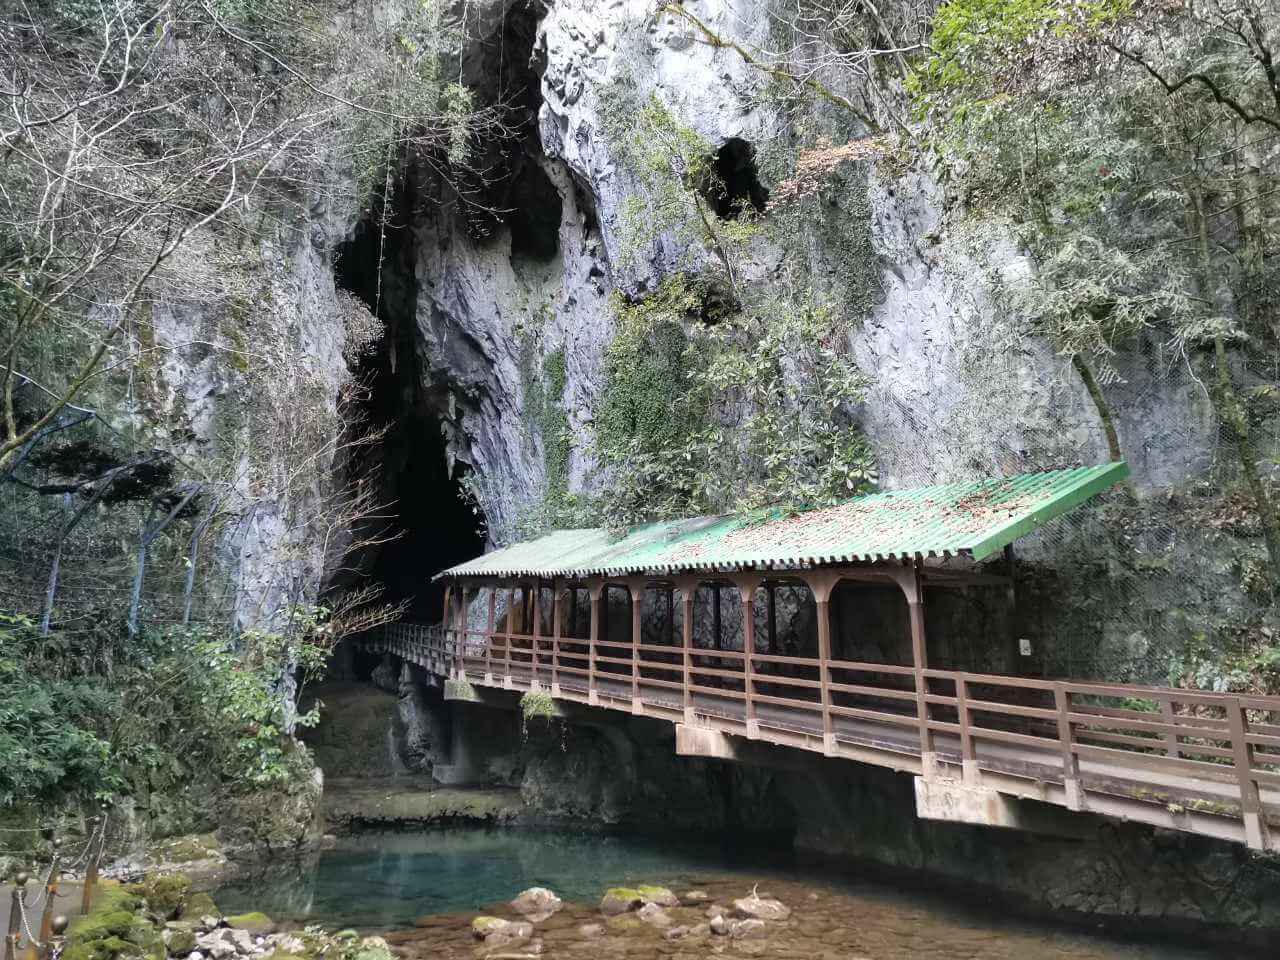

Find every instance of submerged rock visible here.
[733,893,791,921]
[600,884,679,915]
[730,918,767,940]
[576,923,604,938]
[470,916,533,946]
[509,887,562,921]
[636,902,672,927]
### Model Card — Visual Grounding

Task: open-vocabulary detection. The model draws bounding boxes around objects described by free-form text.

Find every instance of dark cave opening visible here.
[455,0,561,261]
[706,138,769,219]
[333,194,485,628]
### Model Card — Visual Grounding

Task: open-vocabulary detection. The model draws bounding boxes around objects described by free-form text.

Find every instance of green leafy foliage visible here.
[591,277,876,531]
[0,607,330,813]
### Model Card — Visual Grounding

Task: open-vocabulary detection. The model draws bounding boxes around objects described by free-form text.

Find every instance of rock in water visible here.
[730,918,767,940]
[636,902,672,927]
[470,916,533,946]
[733,893,791,921]
[599,888,642,916]
[509,887,562,921]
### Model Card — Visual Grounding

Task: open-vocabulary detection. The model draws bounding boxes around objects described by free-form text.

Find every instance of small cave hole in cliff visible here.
[705,138,769,219]
[332,207,485,639]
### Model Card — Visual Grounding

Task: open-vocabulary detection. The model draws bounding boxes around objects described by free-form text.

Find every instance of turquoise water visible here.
[214,827,1232,958]
[215,828,779,929]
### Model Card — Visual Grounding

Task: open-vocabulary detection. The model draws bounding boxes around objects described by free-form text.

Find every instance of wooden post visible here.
[893,564,936,778]
[457,585,469,676]
[766,582,778,655]
[1055,682,1084,811]
[627,580,644,714]
[80,817,101,915]
[442,585,453,675]
[712,583,722,652]
[735,575,761,738]
[5,875,26,960]
[1161,698,1181,758]
[530,581,542,689]
[804,571,840,755]
[36,842,60,959]
[551,579,562,695]
[505,585,516,684]
[569,587,579,639]
[1229,697,1270,850]
[956,676,978,785]
[485,587,496,681]
[587,580,603,704]
[675,577,698,723]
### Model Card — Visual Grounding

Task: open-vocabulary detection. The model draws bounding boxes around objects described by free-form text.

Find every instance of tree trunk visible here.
[1070,352,1124,463]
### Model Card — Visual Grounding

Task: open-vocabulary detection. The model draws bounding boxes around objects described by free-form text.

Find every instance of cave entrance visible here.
[334,201,485,629]
[705,138,768,219]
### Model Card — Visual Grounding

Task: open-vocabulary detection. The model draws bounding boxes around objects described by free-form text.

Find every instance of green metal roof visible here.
[438,462,1129,581]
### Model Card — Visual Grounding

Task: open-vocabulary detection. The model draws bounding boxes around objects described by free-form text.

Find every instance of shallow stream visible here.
[215,828,1233,959]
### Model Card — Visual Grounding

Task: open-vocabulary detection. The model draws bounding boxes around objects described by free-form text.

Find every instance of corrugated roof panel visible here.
[438,462,1129,581]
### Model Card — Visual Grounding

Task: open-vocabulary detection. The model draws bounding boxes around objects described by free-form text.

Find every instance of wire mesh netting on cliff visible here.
[863,325,1279,688]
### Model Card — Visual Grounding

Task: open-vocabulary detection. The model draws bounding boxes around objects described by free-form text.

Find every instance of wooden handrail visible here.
[372,621,1280,852]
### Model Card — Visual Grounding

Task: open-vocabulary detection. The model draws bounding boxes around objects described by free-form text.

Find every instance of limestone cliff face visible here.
[414,0,1216,515]
[394,0,1260,681]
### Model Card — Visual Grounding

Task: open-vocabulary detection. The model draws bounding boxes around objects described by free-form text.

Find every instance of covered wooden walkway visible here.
[385,464,1280,853]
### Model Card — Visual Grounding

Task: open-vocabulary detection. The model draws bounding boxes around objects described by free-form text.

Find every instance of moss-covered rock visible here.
[155,834,222,864]
[125,873,191,920]
[64,881,160,960]
[600,888,643,916]
[225,912,275,935]
[180,891,219,920]
[162,922,196,957]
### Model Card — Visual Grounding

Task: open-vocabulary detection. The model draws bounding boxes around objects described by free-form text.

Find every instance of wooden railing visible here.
[369,622,1280,850]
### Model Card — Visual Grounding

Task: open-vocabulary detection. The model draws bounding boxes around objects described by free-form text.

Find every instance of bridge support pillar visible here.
[1063,778,1085,812]
[920,751,941,781]
[744,719,760,740]
[822,733,837,757]
[915,777,1024,830]
[589,689,599,705]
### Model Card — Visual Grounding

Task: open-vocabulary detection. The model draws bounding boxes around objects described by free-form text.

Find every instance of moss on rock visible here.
[225,912,275,934]
[125,873,191,919]
[64,881,160,960]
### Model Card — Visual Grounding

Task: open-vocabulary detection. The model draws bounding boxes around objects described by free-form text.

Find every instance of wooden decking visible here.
[370,623,1280,853]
